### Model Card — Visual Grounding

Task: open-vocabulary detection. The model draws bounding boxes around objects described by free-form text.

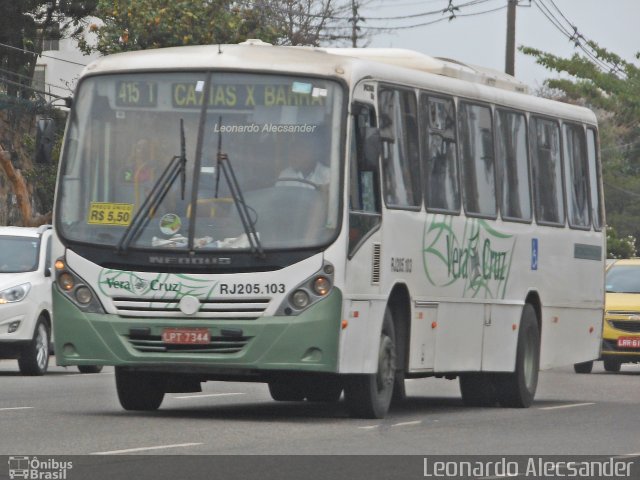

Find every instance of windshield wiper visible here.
[213,117,264,257]
[117,120,187,253]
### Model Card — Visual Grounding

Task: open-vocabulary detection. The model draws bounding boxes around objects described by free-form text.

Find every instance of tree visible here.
[80,0,365,56]
[521,43,640,257]
[80,0,281,55]
[0,1,97,226]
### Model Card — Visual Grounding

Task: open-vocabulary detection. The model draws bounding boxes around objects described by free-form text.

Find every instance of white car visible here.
[0,225,53,375]
[0,226,103,375]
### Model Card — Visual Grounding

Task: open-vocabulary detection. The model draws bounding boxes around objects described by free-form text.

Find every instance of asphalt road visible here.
[0,358,639,456]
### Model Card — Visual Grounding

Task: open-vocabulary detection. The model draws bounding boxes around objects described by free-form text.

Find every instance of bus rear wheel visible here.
[115,367,165,411]
[344,309,396,419]
[495,304,540,408]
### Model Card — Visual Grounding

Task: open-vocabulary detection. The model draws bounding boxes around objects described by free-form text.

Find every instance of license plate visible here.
[162,328,210,345]
[617,337,640,348]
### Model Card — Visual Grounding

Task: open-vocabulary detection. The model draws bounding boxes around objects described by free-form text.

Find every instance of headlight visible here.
[291,290,310,309]
[0,283,31,304]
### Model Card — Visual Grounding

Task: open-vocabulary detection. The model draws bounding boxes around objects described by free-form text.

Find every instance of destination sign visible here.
[171,83,327,109]
[115,81,158,107]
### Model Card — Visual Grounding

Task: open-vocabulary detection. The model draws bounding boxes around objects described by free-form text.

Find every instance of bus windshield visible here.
[56,72,344,252]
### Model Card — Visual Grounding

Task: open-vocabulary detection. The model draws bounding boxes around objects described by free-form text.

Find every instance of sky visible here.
[359,0,639,90]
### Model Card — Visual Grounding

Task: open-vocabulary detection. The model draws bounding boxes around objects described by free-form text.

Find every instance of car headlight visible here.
[0,283,31,304]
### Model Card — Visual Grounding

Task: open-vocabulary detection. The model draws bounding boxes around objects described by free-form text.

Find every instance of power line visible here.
[322,2,508,31]
[357,0,496,21]
[0,66,72,94]
[532,0,625,78]
[0,76,69,100]
[0,41,88,67]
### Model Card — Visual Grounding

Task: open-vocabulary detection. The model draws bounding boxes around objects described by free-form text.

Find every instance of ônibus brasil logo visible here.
[8,456,72,480]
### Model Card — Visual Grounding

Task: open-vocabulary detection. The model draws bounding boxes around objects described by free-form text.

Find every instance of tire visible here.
[18,317,50,376]
[115,367,165,411]
[344,308,396,419]
[459,373,498,407]
[603,359,621,373]
[573,361,593,374]
[495,304,540,408]
[268,382,305,401]
[78,365,104,374]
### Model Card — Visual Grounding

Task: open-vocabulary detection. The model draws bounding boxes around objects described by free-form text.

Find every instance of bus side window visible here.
[496,109,531,221]
[531,117,565,225]
[378,88,421,209]
[458,102,497,217]
[586,128,602,230]
[563,123,590,229]
[421,95,460,212]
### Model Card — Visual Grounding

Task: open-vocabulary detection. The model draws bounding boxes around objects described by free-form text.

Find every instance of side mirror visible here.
[44,267,52,278]
[35,117,56,164]
[362,127,381,171]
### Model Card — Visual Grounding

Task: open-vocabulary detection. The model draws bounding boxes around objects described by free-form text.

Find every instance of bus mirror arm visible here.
[362,127,381,171]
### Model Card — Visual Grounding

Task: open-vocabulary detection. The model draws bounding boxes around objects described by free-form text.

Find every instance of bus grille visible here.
[126,334,251,354]
[112,297,270,320]
[608,320,640,333]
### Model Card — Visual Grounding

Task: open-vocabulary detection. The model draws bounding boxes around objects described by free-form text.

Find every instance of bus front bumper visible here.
[53,287,342,376]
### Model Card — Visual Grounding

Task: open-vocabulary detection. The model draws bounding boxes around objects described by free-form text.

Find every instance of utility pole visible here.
[350,0,359,48]
[505,0,517,76]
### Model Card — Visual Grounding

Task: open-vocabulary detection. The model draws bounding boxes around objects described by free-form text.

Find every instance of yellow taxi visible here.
[600,259,640,371]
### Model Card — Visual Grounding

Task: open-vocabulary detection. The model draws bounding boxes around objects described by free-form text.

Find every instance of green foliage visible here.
[606,225,636,259]
[520,44,640,131]
[521,43,640,256]
[79,0,281,55]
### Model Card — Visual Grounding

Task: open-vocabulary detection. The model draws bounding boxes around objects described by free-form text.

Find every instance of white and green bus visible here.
[52,41,605,418]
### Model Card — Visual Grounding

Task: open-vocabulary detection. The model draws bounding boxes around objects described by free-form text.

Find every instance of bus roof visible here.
[80,41,596,125]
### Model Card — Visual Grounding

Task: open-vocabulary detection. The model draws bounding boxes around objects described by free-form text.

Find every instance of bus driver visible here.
[276,136,330,188]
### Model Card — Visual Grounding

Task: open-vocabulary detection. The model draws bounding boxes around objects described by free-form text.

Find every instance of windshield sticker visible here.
[88,202,133,226]
[292,82,313,94]
[312,87,328,97]
[159,213,182,235]
[422,216,516,299]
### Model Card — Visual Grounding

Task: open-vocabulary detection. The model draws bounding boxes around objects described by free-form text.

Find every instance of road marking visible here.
[539,402,595,410]
[392,420,422,427]
[91,443,202,455]
[358,425,380,430]
[172,392,245,399]
[0,407,33,411]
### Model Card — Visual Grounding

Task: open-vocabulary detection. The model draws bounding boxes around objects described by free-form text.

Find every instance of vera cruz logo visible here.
[98,270,218,299]
[422,216,516,299]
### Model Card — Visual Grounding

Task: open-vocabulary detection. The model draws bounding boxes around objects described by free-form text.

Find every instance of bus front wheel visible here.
[344,309,396,419]
[115,367,165,411]
[495,304,540,408]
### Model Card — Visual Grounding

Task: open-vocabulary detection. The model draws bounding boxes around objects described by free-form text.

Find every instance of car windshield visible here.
[56,72,344,252]
[0,236,39,273]
[605,264,640,293]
